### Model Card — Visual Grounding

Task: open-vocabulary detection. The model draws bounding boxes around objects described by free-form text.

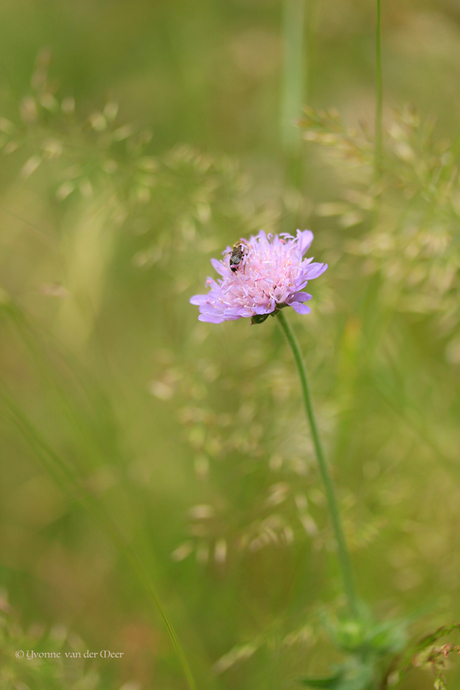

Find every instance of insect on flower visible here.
[190,230,327,324]
[228,240,250,273]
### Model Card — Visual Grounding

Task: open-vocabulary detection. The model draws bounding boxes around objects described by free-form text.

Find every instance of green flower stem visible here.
[276,309,359,618]
[375,0,383,179]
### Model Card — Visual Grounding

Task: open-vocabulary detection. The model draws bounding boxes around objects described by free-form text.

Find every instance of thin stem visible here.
[375,0,383,179]
[276,309,358,618]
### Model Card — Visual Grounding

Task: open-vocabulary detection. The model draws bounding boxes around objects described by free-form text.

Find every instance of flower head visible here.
[190,230,327,324]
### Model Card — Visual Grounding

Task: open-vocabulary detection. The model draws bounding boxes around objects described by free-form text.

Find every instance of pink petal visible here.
[290,302,311,314]
[289,291,312,303]
[297,230,314,256]
[198,314,225,323]
[306,262,328,279]
[190,294,208,305]
[211,258,228,276]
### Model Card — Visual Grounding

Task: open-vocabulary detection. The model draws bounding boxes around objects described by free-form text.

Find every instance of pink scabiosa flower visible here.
[190,230,327,324]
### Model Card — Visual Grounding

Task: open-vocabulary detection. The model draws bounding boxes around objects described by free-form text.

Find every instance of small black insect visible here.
[229,241,249,273]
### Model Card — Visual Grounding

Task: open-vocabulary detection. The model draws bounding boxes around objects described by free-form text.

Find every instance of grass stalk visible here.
[375,0,383,179]
[281,0,307,154]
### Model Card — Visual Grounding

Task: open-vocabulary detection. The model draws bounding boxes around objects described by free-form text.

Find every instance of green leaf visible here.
[300,659,375,690]
[251,313,270,325]
[299,671,343,688]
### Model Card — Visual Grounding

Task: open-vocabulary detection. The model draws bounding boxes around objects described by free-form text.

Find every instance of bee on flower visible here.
[190,230,327,324]
[228,240,250,273]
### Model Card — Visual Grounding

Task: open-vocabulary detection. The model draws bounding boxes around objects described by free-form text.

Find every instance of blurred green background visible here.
[1,0,460,688]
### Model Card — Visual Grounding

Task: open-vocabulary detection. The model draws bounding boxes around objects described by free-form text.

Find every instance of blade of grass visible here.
[281,0,307,154]
[375,0,383,179]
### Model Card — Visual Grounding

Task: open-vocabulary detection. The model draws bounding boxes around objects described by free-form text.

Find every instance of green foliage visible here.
[386,623,460,690]
[299,606,407,690]
[300,659,374,690]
